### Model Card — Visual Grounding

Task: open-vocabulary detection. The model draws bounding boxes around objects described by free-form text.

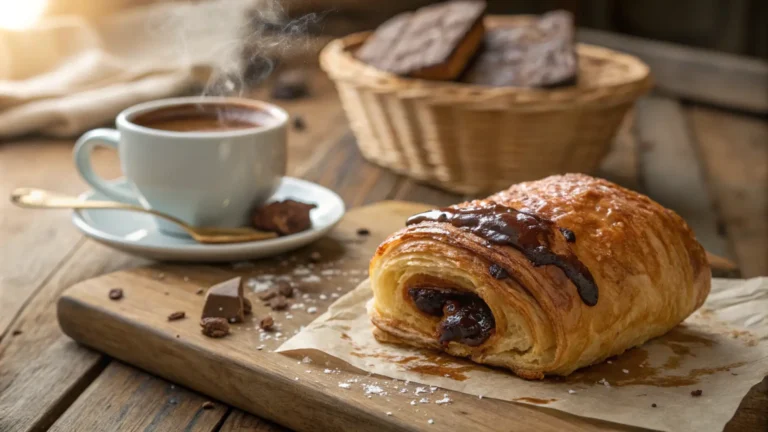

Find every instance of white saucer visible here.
[72,177,345,262]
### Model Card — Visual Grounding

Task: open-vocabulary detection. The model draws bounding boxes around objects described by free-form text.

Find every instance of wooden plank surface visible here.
[49,361,229,432]
[578,28,768,114]
[634,96,732,258]
[687,106,768,278]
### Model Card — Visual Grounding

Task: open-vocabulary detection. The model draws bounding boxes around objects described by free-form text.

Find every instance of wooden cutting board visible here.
[57,201,739,432]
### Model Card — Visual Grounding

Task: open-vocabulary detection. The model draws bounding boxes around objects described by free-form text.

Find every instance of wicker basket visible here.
[320,16,652,194]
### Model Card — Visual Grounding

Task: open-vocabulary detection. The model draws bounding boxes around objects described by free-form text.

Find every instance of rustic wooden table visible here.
[0,67,766,431]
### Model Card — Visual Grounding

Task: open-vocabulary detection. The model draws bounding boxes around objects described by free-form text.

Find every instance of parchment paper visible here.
[278,278,768,431]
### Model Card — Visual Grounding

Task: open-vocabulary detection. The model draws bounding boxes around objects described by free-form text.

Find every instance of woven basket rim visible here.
[320,16,653,108]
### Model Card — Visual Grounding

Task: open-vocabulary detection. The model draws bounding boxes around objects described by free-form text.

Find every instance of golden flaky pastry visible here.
[369,174,710,379]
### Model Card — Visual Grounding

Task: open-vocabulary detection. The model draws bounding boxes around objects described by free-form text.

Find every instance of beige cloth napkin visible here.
[0,0,255,138]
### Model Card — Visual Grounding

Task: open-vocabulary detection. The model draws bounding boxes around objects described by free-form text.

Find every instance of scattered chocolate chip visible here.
[243,297,253,315]
[175,334,180,338]
[292,115,306,131]
[108,288,123,300]
[309,251,322,263]
[277,281,294,298]
[201,401,215,410]
[271,69,309,100]
[269,295,288,311]
[489,263,509,280]
[260,315,275,330]
[651,403,657,408]
[196,288,205,295]
[559,227,576,242]
[252,199,317,236]
[691,389,703,397]
[11,329,22,336]
[731,373,739,376]
[200,317,230,338]
[258,289,278,301]
[356,228,370,236]
[167,311,186,321]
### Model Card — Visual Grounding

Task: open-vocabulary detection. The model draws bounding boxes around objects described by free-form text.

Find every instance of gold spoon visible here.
[10,188,278,244]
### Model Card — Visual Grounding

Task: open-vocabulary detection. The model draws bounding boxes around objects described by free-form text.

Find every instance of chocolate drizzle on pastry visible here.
[408,287,495,346]
[406,204,598,306]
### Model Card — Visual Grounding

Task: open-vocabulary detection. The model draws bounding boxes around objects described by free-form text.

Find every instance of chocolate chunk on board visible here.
[251,199,317,236]
[462,10,577,87]
[356,1,486,80]
[202,277,245,323]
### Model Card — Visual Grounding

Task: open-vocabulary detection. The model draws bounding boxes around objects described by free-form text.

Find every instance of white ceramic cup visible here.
[73,97,288,236]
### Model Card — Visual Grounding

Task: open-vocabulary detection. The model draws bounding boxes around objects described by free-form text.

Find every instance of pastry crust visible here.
[369,174,710,378]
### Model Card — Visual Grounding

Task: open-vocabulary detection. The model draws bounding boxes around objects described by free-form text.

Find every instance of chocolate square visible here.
[202,277,245,323]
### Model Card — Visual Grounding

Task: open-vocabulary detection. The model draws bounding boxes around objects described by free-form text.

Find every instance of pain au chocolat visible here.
[369,174,710,379]
[356,0,486,81]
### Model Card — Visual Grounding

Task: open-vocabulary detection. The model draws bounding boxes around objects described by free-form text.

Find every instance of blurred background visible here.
[0,0,765,277]
[11,0,768,57]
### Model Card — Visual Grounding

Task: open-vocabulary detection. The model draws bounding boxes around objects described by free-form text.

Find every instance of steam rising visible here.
[141,0,323,98]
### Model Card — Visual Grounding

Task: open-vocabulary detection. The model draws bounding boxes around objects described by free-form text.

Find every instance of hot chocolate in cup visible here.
[73,97,288,236]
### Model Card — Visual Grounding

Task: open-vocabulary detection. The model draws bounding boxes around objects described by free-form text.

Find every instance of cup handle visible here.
[73,129,136,203]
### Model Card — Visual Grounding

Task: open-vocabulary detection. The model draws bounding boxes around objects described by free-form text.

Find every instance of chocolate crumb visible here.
[559,227,576,242]
[243,297,253,315]
[200,317,230,338]
[11,329,22,336]
[691,389,703,397]
[258,289,278,301]
[260,315,275,330]
[292,115,306,131]
[109,288,123,300]
[489,263,509,280]
[175,334,180,338]
[277,281,294,298]
[651,403,657,408]
[196,288,204,295]
[167,311,186,321]
[731,373,739,376]
[309,251,322,263]
[269,295,289,311]
[164,291,169,296]
[356,228,370,236]
[202,401,215,410]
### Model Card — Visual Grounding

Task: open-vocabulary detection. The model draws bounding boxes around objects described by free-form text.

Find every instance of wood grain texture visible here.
[687,106,768,277]
[635,96,732,258]
[49,361,228,432]
[220,411,287,432]
[57,202,632,432]
[578,28,768,113]
[0,141,98,339]
[0,241,147,432]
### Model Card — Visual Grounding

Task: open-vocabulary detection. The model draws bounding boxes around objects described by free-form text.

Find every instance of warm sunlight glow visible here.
[0,0,48,31]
